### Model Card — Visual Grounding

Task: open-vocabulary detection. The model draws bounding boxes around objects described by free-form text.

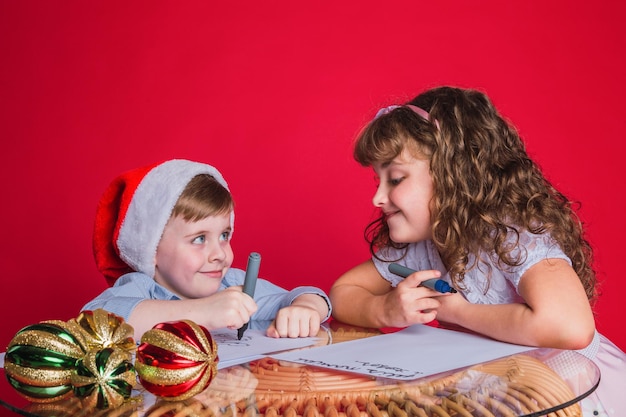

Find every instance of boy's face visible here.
[154,212,234,299]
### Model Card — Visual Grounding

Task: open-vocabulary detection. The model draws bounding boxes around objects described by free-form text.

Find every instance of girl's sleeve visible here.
[223,269,331,322]
[502,231,572,287]
[372,241,440,286]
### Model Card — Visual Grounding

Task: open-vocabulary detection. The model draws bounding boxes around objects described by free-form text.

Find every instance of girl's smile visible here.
[372,149,434,244]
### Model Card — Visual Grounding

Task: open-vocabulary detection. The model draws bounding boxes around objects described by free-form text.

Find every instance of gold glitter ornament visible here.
[135,320,219,401]
[66,309,136,358]
[4,320,88,402]
[71,347,137,409]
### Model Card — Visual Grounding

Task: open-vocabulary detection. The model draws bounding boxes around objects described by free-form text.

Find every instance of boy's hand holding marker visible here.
[237,252,261,340]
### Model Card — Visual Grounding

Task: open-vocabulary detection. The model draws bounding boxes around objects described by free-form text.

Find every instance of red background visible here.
[1,1,624,351]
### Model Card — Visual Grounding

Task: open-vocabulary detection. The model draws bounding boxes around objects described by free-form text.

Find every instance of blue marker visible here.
[388,263,457,294]
[237,252,261,340]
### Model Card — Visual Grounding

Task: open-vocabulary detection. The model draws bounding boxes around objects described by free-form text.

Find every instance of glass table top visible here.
[0,321,600,417]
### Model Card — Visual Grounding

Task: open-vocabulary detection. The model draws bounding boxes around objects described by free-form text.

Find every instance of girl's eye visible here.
[389,177,404,186]
[192,235,206,244]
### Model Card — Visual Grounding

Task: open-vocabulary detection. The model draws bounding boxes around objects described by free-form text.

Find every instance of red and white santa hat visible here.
[93,159,233,286]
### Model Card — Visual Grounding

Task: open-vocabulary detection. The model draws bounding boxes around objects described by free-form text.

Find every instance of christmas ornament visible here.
[135,320,218,401]
[4,320,87,402]
[66,309,135,357]
[71,347,136,409]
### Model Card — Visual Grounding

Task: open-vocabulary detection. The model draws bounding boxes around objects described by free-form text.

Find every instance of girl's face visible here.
[372,148,434,243]
[154,212,234,299]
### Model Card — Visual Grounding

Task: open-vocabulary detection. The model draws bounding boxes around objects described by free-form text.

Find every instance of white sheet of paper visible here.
[271,324,534,380]
[212,328,319,370]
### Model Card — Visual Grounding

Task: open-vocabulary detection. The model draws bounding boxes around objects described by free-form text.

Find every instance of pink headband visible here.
[375,104,439,129]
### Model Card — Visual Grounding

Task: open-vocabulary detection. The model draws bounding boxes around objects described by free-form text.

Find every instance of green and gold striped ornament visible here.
[4,320,87,402]
[71,347,136,409]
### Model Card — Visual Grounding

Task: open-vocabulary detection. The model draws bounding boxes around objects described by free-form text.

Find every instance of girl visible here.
[329,86,625,415]
[84,159,330,340]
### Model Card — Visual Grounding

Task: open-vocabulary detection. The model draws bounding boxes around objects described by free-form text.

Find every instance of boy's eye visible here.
[192,235,206,244]
[220,231,231,241]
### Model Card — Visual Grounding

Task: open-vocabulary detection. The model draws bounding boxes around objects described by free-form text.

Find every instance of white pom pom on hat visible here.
[93,159,233,286]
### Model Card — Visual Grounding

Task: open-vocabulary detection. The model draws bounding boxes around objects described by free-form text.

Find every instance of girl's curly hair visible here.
[355,86,596,303]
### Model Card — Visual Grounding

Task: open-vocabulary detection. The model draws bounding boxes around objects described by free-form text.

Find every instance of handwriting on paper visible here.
[289,357,423,379]
[272,324,534,381]
[210,328,320,370]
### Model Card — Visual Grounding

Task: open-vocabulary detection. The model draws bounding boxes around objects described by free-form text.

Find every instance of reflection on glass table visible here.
[0,320,600,417]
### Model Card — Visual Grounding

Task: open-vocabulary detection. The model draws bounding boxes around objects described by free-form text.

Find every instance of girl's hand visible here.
[429,290,469,326]
[266,305,322,338]
[381,269,448,327]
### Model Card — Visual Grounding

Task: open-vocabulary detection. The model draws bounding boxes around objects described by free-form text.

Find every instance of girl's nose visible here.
[372,184,388,208]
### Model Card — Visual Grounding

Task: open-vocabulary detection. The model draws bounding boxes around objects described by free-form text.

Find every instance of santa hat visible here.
[93,159,233,286]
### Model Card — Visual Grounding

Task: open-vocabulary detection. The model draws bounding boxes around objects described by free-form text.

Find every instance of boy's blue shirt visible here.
[82,268,331,323]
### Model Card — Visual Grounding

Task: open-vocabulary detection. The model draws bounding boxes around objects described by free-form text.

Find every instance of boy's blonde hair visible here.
[172,174,234,222]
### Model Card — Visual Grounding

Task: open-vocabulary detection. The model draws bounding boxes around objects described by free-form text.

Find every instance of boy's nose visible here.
[207,245,226,262]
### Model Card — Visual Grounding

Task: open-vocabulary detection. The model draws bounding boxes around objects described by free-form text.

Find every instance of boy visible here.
[84,159,330,339]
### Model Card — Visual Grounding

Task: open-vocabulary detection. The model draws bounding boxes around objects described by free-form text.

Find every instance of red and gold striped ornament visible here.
[135,320,219,401]
[71,347,136,409]
[4,320,87,402]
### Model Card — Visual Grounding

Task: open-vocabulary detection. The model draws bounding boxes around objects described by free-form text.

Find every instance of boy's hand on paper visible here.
[266,305,322,338]
[382,269,445,327]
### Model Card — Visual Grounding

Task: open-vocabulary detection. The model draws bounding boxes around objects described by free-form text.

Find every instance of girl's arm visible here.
[435,258,595,349]
[330,260,442,328]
